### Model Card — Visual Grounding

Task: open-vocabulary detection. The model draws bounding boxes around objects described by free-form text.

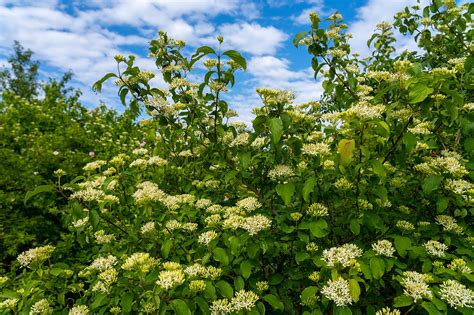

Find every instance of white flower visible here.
[401,271,432,302]
[30,299,53,315]
[424,240,448,257]
[439,280,474,309]
[231,290,259,311]
[372,240,395,257]
[69,305,89,315]
[321,278,352,306]
[322,243,363,267]
[17,245,55,268]
[156,269,185,290]
[198,231,218,245]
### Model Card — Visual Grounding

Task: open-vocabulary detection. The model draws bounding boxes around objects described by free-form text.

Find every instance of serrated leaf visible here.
[223,50,247,70]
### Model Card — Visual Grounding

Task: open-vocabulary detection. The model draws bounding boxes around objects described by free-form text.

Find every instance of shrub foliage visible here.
[1,1,473,314]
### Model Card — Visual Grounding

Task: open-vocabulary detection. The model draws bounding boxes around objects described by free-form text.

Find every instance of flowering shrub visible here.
[0,44,148,263]
[1,1,473,314]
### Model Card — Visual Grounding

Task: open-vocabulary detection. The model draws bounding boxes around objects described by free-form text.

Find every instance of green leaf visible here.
[464,138,474,153]
[309,219,328,238]
[195,46,216,56]
[122,292,134,312]
[394,236,412,257]
[334,306,352,315]
[89,210,100,228]
[92,72,117,92]
[24,184,55,205]
[393,295,413,307]
[338,139,355,165]
[300,286,318,302]
[269,117,283,144]
[215,280,233,299]
[408,84,433,103]
[422,175,443,194]
[436,197,449,212]
[263,294,284,310]
[302,176,316,202]
[349,220,360,235]
[421,302,441,315]
[371,160,386,178]
[370,257,385,280]
[293,31,308,47]
[349,279,361,302]
[90,293,108,309]
[240,260,253,279]
[213,247,230,266]
[171,299,192,315]
[276,182,295,205]
[161,239,172,258]
[223,50,247,70]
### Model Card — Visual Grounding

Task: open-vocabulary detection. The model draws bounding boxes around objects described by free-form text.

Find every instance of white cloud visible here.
[292,0,325,25]
[219,23,288,55]
[348,0,428,57]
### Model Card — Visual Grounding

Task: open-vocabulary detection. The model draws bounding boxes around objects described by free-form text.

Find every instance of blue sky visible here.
[0,0,424,122]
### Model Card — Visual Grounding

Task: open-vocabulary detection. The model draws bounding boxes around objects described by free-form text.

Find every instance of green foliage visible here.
[1,1,473,315]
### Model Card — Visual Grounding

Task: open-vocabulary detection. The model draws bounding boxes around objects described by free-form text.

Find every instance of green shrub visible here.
[1,1,473,314]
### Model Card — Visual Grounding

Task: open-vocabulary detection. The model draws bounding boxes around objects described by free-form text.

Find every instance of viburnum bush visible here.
[1,1,473,314]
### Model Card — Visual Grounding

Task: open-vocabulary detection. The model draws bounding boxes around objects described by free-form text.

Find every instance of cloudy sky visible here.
[0,0,424,122]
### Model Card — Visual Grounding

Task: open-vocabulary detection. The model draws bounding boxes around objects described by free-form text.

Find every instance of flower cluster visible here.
[322,243,363,267]
[372,240,395,257]
[400,271,432,302]
[321,278,352,306]
[17,245,55,268]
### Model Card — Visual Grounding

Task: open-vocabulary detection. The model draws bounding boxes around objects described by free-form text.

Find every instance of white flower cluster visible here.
[184,263,222,279]
[88,255,117,272]
[198,231,218,245]
[344,102,385,120]
[0,298,19,309]
[439,280,474,309]
[72,217,89,228]
[256,88,295,106]
[396,220,415,231]
[30,299,53,315]
[229,133,250,147]
[400,271,432,302]
[302,143,331,157]
[83,160,106,172]
[156,269,185,290]
[424,240,448,257]
[133,181,166,204]
[210,290,259,314]
[268,165,294,181]
[322,243,363,267]
[435,215,463,234]
[140,221,156,234]
[94,230,115,244]
[17,245,55,268]
[448,258,471,274]
[375,307,401,315]
[372,240,395,257]
[306,203,329,217]
[122,252,159,274]
[236,197,261,213]
[321,278,353,306]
